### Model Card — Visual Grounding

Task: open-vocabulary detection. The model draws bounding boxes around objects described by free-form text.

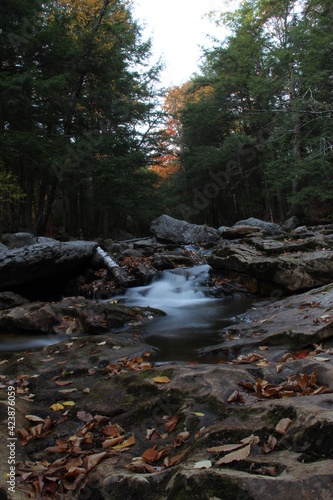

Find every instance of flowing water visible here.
[0,265,258,361]
[115,264,256,363]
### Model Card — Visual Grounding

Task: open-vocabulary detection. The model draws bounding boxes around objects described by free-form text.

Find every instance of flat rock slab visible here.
[200,282,333,358]
[0,325,332,499]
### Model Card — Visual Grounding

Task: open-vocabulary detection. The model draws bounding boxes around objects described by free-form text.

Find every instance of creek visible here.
[115,264,260,363]
[0,265,262,361]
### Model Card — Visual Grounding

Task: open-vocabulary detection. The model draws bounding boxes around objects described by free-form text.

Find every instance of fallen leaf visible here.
[165,416,180,433]
[193,460,212,469]
[241,435,260,445]
[153,376,171,384]
[62,401,75,407]
[191,412,205,417]
[275,417,292,435]
[25,415,45,423]
[54,381,72,386]
[102,436,124,449]
[83,452,107,471]
[113,434,136,450]
[50,403,64,411]
[216,444,251,465]
[97,341,106,346]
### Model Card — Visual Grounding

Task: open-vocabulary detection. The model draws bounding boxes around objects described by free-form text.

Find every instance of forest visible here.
[0,0,332,238]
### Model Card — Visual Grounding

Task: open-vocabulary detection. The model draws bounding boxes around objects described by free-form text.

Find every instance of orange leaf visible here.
[165,416,180,433]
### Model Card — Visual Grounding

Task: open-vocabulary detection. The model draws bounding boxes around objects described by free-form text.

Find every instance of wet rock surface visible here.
[0,284,332,499]
[1,221,333,498]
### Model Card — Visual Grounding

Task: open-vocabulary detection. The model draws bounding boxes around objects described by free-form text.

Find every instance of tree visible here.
[0,0,163,236]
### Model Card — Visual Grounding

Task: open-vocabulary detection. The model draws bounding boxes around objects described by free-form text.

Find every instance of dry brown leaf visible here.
[216,444,251,465]
[207,443,244,454]
[24,415,45,423]
[165,416,180,433]
[54,381,72,386]
[142,445,160,463]
[113,434,135,450]
[102,423,125,437]
[168,449,187,467]
[241,435,259,445]
[83,452,107,471]
[102,436,124,449]
[275,417,292,435]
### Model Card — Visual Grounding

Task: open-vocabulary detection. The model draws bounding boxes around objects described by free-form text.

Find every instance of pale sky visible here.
[133,0,235,88]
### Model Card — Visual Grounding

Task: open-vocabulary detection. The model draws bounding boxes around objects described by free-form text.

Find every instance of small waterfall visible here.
[115,263,256,362]
[118,264,211,312]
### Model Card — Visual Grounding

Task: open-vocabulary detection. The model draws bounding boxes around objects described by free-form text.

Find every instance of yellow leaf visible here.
[191,412,205,417]
[50,403,64,411]
[62,401,76,406]
[113,434,136,450]
[153,376,171,384]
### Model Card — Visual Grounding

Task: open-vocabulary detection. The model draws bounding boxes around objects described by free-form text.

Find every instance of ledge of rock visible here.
[208,225,333,292]
[0,296,165,335]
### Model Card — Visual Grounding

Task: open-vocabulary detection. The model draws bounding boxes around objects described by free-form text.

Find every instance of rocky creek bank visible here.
[0,216,332,498]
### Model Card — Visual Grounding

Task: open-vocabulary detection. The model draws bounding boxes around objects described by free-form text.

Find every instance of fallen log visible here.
[92,246,127,286]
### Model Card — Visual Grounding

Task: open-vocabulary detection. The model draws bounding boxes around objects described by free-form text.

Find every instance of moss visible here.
[196,396,229,419]
[167,471,254,500]
[295,421,333,462]
[265,405,297,427]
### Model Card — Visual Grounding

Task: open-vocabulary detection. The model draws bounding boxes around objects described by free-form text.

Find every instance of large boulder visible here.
[151,214,220,244]
[233,217,282,234]
[0,240,98,290]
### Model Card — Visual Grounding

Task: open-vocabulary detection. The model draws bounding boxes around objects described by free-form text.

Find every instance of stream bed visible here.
[0,265,264,362]
[115,264,261,363]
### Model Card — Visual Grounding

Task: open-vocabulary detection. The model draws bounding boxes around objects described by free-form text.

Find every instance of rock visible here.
[0,240,98,291]
[208,229,333,292]
[280,215,301,232]
[221,224,262,239]
[233,217,282,234]
[218,225,230,234]
[1,323,332,499]
[122,249,144,258]
[1,231,36,248]
[0,242,8,252]
[152,252,195,270]
[0,296,165,334]
[151,214,220,244]
[200,282,333,356]
[0,291,29,310]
